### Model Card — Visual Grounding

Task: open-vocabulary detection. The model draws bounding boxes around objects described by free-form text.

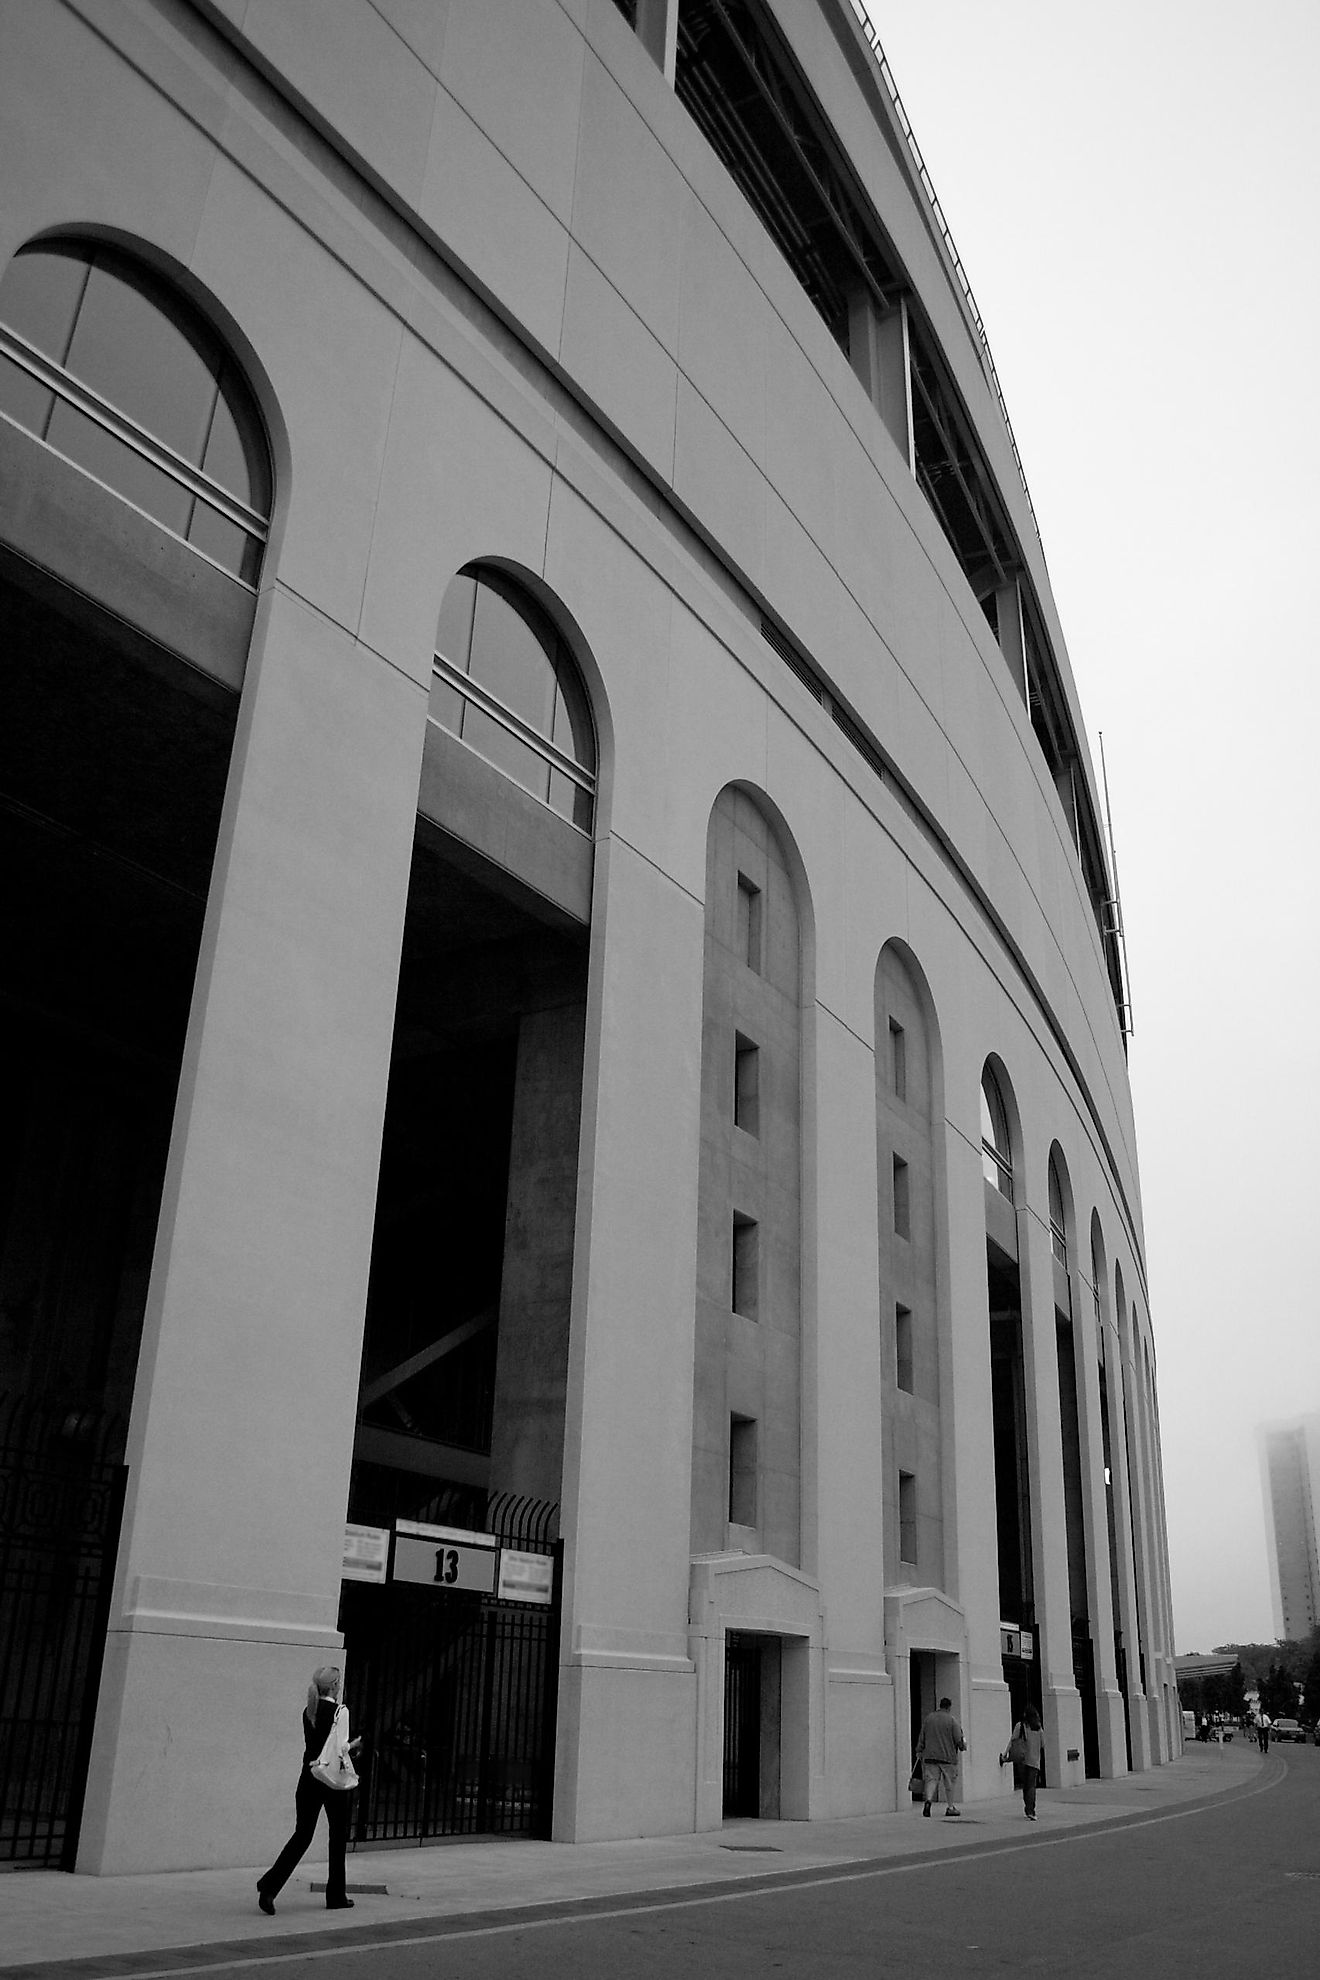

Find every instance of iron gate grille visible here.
[340,1500,560,1845]
[0,1394,126,1868]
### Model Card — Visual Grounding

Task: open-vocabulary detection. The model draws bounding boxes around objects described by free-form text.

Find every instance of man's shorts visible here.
[922,1760,958,1798]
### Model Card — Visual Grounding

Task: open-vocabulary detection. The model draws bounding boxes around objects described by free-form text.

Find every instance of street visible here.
[9,1748,1318,1980]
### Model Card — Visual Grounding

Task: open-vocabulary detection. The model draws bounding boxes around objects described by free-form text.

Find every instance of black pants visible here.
[259,1769,350,1904]
[1022,1764,1039,1817]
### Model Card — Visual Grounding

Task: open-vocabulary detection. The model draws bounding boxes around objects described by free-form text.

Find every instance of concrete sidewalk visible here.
[0,1744,1264,1972]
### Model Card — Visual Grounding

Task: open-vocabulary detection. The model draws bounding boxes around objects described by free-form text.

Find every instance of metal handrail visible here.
[845,1,1039,538]
[0,328,268,539]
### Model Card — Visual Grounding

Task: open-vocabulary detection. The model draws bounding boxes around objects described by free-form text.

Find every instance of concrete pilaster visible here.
[1071,1267,1126,1776]
[810,1005,890,1814]
[1017,1189,1084,1789]
[552,835,704,1841]
[946,1127,1010,1795]
[1119,1317,1159,1765]
[1104,1308,1151,1770]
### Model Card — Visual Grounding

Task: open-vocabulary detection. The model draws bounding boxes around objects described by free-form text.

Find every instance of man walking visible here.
[916,1695,966,1818]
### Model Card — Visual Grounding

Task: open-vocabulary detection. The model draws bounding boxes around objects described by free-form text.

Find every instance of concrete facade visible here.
[0,0,1178,1874]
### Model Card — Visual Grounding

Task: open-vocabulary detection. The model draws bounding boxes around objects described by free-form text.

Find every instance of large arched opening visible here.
[338,560,601,1843]
[0,235,272,1865]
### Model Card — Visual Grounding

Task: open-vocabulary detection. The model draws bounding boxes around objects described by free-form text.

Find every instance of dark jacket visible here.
[302,1696,338,1764]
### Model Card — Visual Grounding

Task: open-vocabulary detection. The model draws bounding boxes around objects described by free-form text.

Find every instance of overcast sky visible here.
[861,0,1320,1652]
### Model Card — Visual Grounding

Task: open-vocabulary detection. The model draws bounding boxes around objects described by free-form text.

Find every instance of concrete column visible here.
[1146,1374,1180,1752]
[1118,1322,1158,1759]
[811,1006,891,1815]
[847,291,915,469]
[1070,1267,1126,1775]
[946,1128,1009,1795]
[78,585,428,1871]
[993,577,1028,703]
[1129,1324,1170,1761]
[552,834,705,1841]
[1017,1189,1084,1789]
[1104,1314,1151,1769]
[488,1000,588,1508]
[636,0,679,83]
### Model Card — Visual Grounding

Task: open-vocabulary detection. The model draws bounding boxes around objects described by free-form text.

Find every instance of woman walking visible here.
[1002,1701,1045,1820]
[257,1665,360,1914]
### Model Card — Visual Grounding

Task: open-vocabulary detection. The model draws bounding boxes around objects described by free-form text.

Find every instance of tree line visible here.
[1178,1629,1320,1723]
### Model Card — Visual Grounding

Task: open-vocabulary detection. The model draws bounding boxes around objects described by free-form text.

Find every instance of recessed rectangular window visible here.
[734,1034,760,1135]
[736,873,762,972]
[729,1415,758,1527]
[899,1470,918,1564]
[892,1155,910,1240]
[732,1215,759,1319]
[896,1303,914,1393]
[889,1018,906,1102]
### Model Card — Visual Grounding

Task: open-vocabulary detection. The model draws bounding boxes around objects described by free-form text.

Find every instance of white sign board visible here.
[342,1523,389,1584]
[497,1549,555,1606]
[393,1519,497,1594]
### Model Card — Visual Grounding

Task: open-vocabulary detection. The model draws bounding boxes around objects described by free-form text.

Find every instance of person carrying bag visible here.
[310,1702,359,1792]
[1000,1701,1045,1820]
[257,1665,362,1915]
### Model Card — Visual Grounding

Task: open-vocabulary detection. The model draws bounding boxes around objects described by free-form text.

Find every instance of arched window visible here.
[431,565,596,831]
[980,1066,1013,1199]
[1048,1153,1068,1266]
[0,239,270,582]
[1090,1221,1105,1332]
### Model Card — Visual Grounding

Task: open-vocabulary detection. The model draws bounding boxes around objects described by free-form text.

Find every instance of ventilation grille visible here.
[760,614,887,790]
[760,615,825,703]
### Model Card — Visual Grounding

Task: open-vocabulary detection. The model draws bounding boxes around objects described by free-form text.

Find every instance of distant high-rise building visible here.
[1260,1417,1320,1638]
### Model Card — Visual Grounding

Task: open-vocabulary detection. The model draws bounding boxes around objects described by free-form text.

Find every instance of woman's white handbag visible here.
[310,1705,359,1791]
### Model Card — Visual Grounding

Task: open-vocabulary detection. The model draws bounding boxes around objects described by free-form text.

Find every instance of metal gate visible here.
[340,1497,560,1844]
[0,1394,126,1868]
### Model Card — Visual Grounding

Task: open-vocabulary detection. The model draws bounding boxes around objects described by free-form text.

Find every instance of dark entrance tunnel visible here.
[0,559,237,1442]
[349,822,590,1537]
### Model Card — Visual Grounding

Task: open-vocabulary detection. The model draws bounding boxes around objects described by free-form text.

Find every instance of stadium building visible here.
[0,0,1178,1872]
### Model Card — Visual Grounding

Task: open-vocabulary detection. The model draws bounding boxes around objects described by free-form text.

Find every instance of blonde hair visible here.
[305,1665,341,1721]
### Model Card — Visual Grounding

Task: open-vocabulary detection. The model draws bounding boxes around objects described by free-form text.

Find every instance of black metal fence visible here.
[0,1394,126,1868]
[341,1494,561,1845]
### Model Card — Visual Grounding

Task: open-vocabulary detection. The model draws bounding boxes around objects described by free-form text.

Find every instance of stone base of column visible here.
[969,1672,1013,1800]
[825,1662,892,1816]
[1042,1681,1086,1789]
[1097,1681,1129,1776]
[78,1589,341,1874]
[552,1651,697,1841]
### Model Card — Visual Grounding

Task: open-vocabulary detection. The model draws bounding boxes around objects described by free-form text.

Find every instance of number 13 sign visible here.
[393,1519,497,1594]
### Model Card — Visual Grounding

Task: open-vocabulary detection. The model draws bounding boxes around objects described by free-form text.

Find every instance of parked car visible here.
[1271,1718,1305,1742]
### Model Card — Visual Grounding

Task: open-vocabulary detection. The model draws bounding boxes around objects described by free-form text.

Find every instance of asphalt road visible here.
[20,1749,1320,1980]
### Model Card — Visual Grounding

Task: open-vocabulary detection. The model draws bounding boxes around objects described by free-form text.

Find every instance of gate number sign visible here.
[393,1519,497,1594]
